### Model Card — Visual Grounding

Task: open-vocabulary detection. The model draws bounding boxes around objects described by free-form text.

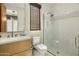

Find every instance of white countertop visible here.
[0,36,32,45]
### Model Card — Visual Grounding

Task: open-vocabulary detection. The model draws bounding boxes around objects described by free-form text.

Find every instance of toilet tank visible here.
[32,37,40,45]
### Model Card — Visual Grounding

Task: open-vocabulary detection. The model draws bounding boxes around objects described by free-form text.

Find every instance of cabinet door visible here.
[0,39,32,55]
[13,49,32,56]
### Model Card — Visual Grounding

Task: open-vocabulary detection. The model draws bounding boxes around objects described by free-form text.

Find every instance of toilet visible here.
[33,37,47,56]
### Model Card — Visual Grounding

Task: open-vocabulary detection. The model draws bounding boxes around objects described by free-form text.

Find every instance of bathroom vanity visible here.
[0,3,33,56]
[0,37,32,56]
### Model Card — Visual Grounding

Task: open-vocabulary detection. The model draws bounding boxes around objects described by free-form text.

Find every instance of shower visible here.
[43,9,79,56]
[43,11,57,55]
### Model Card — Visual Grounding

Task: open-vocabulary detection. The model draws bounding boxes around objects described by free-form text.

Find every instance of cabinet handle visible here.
[75,37,78,49]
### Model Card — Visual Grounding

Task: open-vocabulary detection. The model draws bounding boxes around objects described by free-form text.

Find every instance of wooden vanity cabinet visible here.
[0,3,6,32]
[13,49,32,56]
[0,39,32,56]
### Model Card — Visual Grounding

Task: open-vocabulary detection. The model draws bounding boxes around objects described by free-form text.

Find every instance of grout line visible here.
[47,50,56,56]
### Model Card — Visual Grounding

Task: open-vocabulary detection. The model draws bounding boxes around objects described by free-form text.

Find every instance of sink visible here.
[0,36,31,45]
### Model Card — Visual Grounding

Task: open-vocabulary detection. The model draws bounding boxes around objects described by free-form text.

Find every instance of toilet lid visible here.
[34,44,47,50]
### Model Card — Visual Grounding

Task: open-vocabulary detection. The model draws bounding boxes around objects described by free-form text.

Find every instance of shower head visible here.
[44,12,54,17]
[50,14,54,17]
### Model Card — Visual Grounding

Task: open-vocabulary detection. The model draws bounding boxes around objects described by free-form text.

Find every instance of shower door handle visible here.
[75,36,79,49]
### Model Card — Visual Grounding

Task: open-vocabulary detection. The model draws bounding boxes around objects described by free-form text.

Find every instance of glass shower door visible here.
[43,13,59,55]
[43,13,79,56]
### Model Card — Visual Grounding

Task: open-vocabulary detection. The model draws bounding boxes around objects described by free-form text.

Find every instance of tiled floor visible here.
[33,49,53,56]
[33,52,53,56]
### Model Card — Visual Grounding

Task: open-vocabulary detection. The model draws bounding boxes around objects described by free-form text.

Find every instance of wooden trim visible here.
[12,49,32,56]
[0,3,6,32]
[0,4,1,32]
[30,3,41,31]
[30,3,41,9]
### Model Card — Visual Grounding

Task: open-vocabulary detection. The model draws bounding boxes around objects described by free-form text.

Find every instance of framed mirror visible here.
[0,3,26,33]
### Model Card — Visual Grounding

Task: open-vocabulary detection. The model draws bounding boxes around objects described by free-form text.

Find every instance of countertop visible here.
[0,36,32,45]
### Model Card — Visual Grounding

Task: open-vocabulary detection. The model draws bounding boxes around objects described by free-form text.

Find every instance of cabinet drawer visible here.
[0,39,32,55]
[13,49,32,56]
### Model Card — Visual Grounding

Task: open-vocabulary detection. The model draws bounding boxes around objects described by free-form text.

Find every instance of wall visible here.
[24,3,53,43]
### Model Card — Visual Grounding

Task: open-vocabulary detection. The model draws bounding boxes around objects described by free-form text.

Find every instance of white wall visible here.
[24,3,53,43]
[51,3,79,16]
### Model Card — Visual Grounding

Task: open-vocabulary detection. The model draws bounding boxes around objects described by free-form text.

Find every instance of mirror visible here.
[0,3,26,32]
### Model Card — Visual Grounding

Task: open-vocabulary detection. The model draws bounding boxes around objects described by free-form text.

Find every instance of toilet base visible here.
[33,49,46,56]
